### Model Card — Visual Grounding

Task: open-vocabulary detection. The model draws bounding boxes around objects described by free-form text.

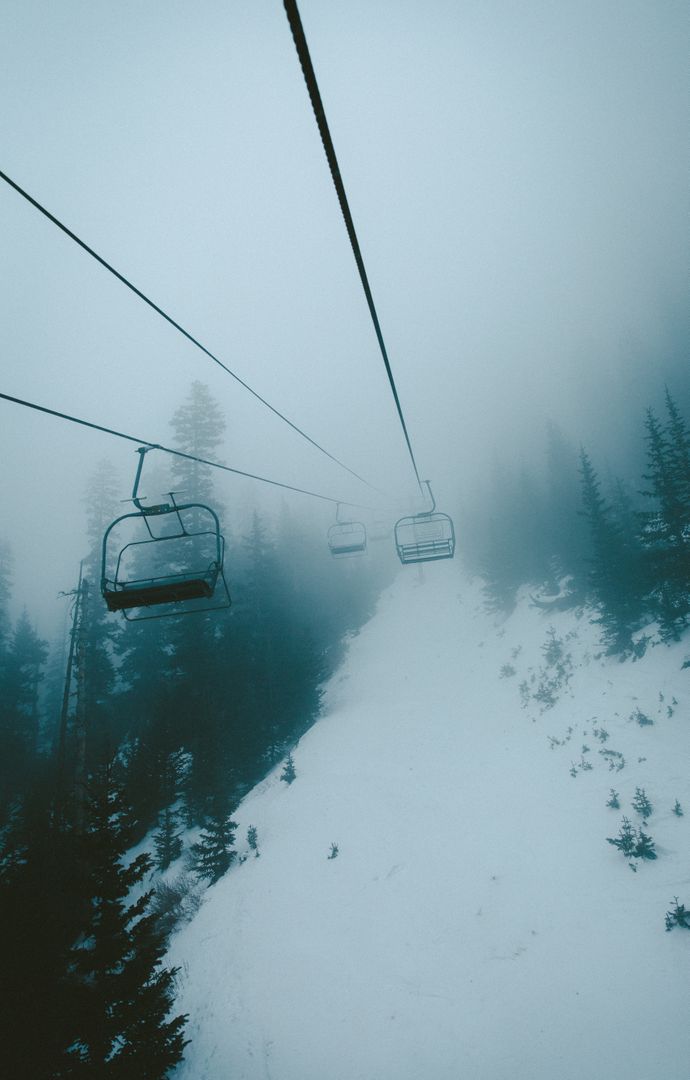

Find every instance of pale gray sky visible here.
[1,0,687,630]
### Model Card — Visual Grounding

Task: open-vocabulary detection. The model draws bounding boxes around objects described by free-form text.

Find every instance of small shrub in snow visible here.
[281,753,297,785]
[665,898,690,931]
[606,789,620,809]
[630,635,650,660]
[632,708,653,727]
[672,800,683,817]
[499,664,516,678]
[151,873,203,940]
[607,817,636,857]
[593,727,609,743]
[542,626,564,666]
[607,817,656,861]
[328,843,339,860]
[519,681,531,707]
[631,787,653,818]
[247,825,260,856]
[634,827,657,860]
[599,748,625,772]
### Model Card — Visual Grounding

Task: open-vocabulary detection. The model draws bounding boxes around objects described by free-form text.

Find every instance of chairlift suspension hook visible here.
[423,480,436,516]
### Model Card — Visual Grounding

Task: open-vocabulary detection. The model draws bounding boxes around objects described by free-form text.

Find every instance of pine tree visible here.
[544,422,588,592]
[66,761,187,1076]
[639,404,690,638]
[665,898,690,931]
[0,778,86,1079]
[281,753,297,785]
[0,610,48,803]
[606,816,636,857]
[189,801,238,884]
[170,381,226,503]
[664,389,690,526]
[579,449,641,653]
[154,806,183,872]
[0,537,13,659]
[631,787,653,818]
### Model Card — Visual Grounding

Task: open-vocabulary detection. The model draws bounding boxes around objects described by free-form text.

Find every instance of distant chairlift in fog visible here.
[101,446,231,621]
[327,504,367,558]
[394,481,455,565]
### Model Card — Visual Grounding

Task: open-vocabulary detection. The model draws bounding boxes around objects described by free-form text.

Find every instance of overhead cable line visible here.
[283,0,424,494]
[0,390,381,510]
[0,167,382,494]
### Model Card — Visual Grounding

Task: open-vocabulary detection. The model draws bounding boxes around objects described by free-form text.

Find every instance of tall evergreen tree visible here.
[579,449,641,653]
[0,537,13,659]
[640,404,690,638]
[190,798,238,884]
[170,381,226,503]
[66,761,187,1077]
[0,610,47,803]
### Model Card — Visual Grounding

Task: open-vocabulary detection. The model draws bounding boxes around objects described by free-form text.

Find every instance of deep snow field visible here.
[168,561,690,1080]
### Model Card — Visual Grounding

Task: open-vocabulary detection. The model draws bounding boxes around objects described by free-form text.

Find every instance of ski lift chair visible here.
[101,446,231,620]
[394,482,455,565]
[328,505,367,558]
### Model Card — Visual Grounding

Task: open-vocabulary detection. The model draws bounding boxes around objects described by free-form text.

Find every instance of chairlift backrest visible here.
[393,482,455,565]
[394,511,455,564]
[328,520,367,558]
[100,447,230,620]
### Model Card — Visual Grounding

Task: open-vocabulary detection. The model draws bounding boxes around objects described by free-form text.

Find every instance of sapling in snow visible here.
[634,826,657,860]
[247,825,260,857]
[606,789,620,809]
[631,787,653,818]
[632,708,653,727]
[665,898,690,931]
[607,817,636,858]
[328,843,339,860]
[672,800,683,817]
[281,753,297,785]
[606,817,656,862]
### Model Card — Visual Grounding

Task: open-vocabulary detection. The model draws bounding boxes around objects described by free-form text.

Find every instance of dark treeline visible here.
[0,382,392,1078]
[464,388,690,655]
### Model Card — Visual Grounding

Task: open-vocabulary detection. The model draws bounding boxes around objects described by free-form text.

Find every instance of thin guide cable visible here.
[0,167,382,494]
[0,390,381,510]
[283,0,423,493]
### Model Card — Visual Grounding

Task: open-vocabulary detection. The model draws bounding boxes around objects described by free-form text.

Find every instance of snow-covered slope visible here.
[169,563,690,1080]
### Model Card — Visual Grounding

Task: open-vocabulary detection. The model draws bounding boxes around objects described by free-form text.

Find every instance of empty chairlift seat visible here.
[100,446,231,620]
[394,481,455,565]
[328,516,367,558]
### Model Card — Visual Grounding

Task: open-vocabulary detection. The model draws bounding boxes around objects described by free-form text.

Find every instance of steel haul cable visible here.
[283,0,424,495]
[0,167,383,495]
[0,390,380,510]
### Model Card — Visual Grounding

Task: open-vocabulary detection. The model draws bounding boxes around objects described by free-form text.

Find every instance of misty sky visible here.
[1,0,687,631]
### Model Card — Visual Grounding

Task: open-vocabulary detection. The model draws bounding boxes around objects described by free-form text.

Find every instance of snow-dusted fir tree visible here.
[190,800,238,884]
[579,449,641,653]
[281,752,297,785]
[154,805,183,872]
[66,761,187,1076]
